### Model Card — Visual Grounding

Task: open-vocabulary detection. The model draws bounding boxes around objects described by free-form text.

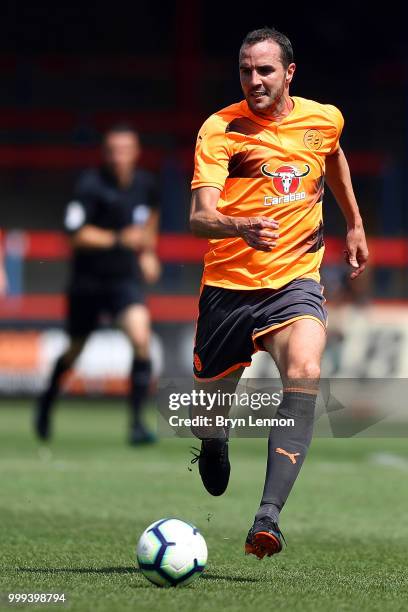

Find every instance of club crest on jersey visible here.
[304,129,323,150]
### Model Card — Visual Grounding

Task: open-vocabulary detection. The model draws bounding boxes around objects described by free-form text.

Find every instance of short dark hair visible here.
[240,27,294,69]
[104,122,139,140]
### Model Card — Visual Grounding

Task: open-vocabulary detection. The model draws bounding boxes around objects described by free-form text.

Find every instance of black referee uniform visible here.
[35,164,159,444]
[64,166,159,333]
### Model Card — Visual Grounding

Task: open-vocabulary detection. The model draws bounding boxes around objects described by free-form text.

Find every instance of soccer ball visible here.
[136,518,208,587]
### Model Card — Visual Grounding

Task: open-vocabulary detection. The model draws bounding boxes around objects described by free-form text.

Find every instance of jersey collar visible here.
[241,96,299,127]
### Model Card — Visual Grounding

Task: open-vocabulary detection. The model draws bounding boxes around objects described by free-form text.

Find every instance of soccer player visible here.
[189,28,369,558]
[35,124,160,445]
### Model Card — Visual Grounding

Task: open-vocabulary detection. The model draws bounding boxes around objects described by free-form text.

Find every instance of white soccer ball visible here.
[136,518,208,587]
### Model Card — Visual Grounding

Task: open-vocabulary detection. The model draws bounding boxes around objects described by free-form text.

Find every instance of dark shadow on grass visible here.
[201,572,260,583]
[128,572,261,589]
[17,567,138,575]
[17,567,260,585]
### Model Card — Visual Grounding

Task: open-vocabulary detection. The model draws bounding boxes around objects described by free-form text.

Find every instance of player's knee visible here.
[126,325,150,358]
[286,361,320,381]
[131,339,150,360]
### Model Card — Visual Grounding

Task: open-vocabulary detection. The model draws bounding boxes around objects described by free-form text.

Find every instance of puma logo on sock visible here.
[275,447,300,464]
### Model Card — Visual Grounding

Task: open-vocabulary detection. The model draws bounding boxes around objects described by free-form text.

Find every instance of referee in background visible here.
[35,123,160,445]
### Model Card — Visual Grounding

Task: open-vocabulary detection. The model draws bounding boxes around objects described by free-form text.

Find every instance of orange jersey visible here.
[191,96,344,290]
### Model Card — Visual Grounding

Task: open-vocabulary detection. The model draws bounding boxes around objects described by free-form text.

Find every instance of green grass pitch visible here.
[1,400,408,612]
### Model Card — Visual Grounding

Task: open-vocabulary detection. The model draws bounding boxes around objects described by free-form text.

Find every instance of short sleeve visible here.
[131,172,160,226]
[191,115,230,190]
[325,105,345,154]
[64,172,97,233]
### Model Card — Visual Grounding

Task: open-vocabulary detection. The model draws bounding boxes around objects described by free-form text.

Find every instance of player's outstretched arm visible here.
[325,147,369,279]
[190,186,279,252]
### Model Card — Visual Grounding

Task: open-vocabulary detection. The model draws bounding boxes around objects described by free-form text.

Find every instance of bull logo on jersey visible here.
[261,163,311,195]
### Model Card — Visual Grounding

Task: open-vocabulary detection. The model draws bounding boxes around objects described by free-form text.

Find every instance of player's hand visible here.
[344,225,369,279]
[118,226,146,250]
[239,217,279,252]
[139,251,161,284]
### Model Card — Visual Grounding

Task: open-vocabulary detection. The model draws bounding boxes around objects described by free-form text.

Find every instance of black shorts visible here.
[193,278,327,381]
[67,279,145,337]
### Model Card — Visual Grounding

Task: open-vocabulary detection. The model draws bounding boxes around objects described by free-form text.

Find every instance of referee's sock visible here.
[35,355,70,440]
[41,355,69,407]
[255,388,317,524]
[129,357,152,429]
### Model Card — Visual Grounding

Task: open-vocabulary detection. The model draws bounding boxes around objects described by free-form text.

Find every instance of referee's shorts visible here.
[193,278,327,381]
[67,279,145,337]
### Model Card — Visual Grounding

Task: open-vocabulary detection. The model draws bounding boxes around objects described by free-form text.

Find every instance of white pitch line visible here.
[369,452,408,470]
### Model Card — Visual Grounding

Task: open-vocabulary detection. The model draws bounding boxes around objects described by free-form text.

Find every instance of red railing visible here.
[0,146,386,174]
[2,231,407,322]
[0,294,198,322]
[14,231,408,266]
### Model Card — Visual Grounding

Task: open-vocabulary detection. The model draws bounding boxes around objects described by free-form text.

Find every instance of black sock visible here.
[129,358,152,428]
[256,390,317,524]
[40,355,70,407]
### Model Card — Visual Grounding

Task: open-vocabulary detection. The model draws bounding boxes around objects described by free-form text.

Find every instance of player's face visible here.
[103,132,140,175]
[239,40,295,116]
